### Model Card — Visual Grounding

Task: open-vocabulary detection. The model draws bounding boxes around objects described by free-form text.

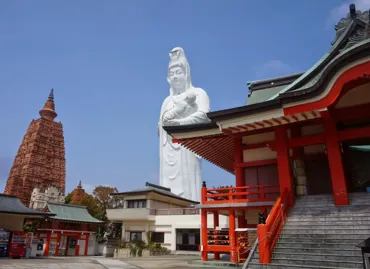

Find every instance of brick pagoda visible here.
[69,181,86,204]
[4,89,66,206]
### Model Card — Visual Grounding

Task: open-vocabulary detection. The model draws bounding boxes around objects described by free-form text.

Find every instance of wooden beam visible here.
[241,141,275,151]
[238,159,277,168]
[339,125,370,141]
[332,103,370,122]
[288,133,325,148]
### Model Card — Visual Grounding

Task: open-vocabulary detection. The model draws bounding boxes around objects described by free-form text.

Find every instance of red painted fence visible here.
[202,185,280,204]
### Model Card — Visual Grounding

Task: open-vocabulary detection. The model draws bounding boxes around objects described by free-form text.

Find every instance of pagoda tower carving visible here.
[4,89,66,206]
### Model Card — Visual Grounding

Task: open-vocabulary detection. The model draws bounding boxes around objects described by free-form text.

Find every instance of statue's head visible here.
[167,47,192,94]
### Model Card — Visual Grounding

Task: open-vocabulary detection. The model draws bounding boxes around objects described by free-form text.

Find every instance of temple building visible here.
[4,89,66,206]
[164,5,370,268]
[37,203,103,256]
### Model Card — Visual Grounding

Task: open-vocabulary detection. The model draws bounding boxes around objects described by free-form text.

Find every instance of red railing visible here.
[257,190,289,264]
[202,185,280,204]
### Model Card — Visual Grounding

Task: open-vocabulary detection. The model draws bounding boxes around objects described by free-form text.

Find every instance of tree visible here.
[92,185,119,221]
[65,192,72,204]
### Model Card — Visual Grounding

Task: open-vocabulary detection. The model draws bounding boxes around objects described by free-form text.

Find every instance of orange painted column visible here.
[275,126,294,206]
[84,234,89,256]
[54,232,61,256]
[213,212,220,260]
[201,209,208,261]
[234,137,244,187]
[75,233,81,256]
[229,210,237,264]
[237,216,246,228]
[44,232,51,256]
[322,111,349,206]
[257,224,270,264]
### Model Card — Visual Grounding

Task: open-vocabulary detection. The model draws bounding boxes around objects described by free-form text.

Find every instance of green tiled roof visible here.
[0,194,54,217]
[46,203,103,223]
[247,8,370,106]
[246,84,286,105]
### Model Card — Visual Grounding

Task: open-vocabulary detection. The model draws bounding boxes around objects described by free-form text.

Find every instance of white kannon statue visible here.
[159,47,210,202]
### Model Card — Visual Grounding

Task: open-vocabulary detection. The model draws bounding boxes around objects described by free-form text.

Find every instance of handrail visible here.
[257,190,289,264]
[202,184,280,204]
[242,238,259,269]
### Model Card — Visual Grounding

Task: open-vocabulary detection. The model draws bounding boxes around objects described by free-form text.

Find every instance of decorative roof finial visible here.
[78,180,82,186]
[39,89,57,121]
[350,4,357,18]
[49,88,54,100]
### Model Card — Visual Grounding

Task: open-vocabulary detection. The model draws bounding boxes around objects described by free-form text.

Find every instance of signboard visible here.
[25,233,33,248]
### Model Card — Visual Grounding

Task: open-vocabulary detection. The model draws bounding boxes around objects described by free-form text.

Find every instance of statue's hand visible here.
[164,118,181,126]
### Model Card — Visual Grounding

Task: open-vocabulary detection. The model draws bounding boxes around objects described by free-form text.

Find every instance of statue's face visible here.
[169,66,186,90]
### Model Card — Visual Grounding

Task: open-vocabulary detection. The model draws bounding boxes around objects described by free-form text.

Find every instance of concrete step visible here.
[280,233,367,240]
[277,237,363,245]
[283,224,370,229]
[247,262,361,269]
[252,256,363,268]
[247,259,363,269]
[286,216,370,221]
[285,218,370,223]
[273,246,361,255]
[276,241,360,250]
[272,252,361,262]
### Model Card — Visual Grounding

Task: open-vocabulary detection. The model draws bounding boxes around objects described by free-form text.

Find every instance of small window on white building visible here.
[127,200,146,208]
[130,232,142,242]
[151,232,165,243]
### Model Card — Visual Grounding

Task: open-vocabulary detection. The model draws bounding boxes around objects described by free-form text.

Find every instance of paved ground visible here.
[120,255,230,269]
[0,256,230,269]
[0,257,136,269]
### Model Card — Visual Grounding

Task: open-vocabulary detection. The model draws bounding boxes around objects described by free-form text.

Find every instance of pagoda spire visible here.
[39,88,57,121]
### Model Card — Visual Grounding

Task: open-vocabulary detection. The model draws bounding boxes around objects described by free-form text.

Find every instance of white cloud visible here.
[252,60,295,81]
[326,0,370,28]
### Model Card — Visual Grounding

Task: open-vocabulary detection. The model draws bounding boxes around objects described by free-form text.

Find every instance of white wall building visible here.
[106,182,228,253]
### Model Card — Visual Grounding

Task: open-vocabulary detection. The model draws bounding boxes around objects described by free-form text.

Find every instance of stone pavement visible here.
[0,257,138,269]
[0,256,228,269]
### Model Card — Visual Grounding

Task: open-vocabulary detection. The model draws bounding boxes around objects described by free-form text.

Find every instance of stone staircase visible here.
[247,193,370,269]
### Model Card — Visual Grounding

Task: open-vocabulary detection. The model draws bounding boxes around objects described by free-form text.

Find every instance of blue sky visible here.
[1,0,369,194]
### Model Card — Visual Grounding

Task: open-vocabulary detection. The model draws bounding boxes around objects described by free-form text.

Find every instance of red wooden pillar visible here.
[322,111,349,206]
[234,137,244,187]
[213,212,220,260]
[44,232,51,256]
[54,232,61,256]
[275,126,294,206]
[229,210,237,264]
[75,233,81,256]
[237,215,246,228]
[201,209,208,261]
[84,234,89,256]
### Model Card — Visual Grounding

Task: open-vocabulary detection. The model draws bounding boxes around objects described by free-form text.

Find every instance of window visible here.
[130,232,142,242]
[151,232,165,243]
[127,200,147,208]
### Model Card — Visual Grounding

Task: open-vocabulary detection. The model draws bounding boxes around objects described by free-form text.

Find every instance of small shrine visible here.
[36,203,103,256]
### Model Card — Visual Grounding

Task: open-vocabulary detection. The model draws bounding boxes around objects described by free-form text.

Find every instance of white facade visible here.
[29,186,65,210]
[107,185,228,253]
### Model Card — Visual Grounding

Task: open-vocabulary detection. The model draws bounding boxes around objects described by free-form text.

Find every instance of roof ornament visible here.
[49,88,54,100]
[350,4,357,19]
[333,4,369,45]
